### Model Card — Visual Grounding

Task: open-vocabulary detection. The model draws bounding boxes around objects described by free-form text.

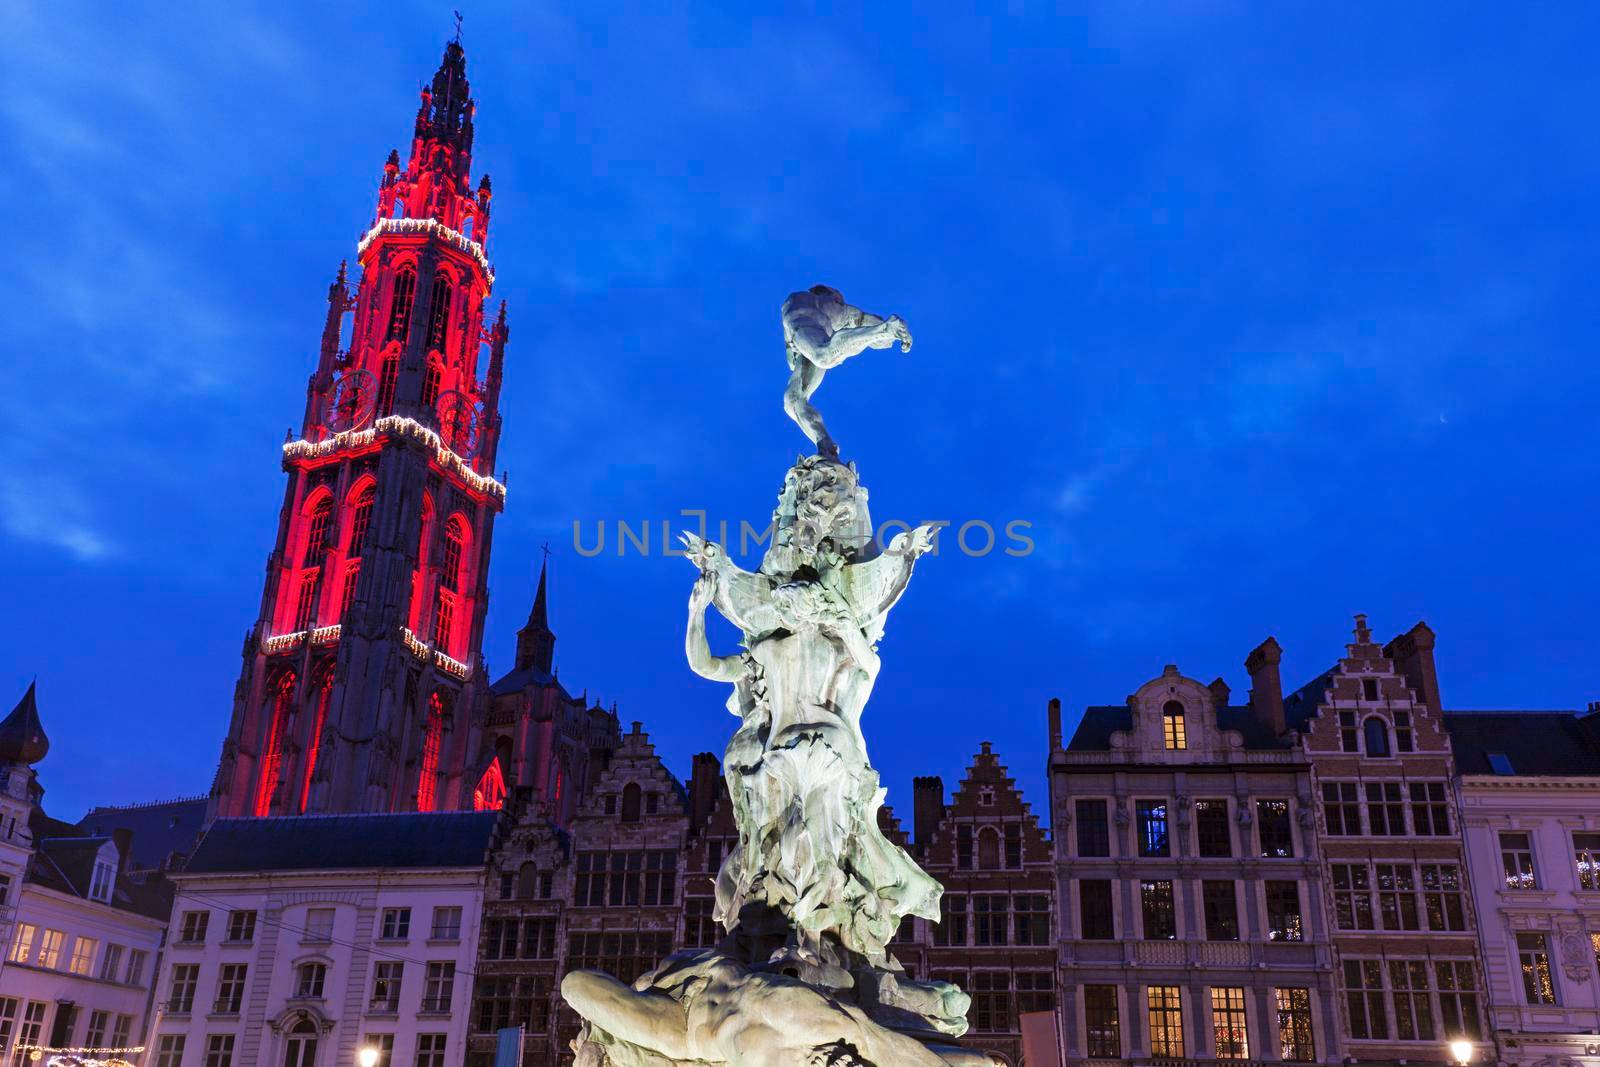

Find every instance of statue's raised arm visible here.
[782,284,912,459]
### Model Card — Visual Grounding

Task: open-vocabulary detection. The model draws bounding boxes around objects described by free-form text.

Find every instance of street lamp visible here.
[1450,1039,1474,1066]
[358,1047,380,1067]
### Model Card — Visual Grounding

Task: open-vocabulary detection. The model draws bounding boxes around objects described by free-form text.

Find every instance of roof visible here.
[489,663,566,696]
[1067,704,1292,752]
[78,795,208,870]
[0,682,49,764]
[29,835,174,920]
[184,811,501,875]
[1282,667,1337,732]
[1444,710,1600,777]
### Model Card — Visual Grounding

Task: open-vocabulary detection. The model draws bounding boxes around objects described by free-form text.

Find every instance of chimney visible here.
[1245,637,1286,738]
[1208,677,1232,709]
[688,752,721,829]
[1047,698,1063,751]
[1385,621,1441,712]
[111,827,134,874]
[913,776,945,848]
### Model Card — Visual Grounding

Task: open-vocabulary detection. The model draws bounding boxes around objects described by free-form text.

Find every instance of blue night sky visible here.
[3,3,1597,822]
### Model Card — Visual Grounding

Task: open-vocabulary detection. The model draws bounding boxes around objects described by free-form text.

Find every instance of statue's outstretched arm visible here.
[789,316,911,371]
[687,573,742,683]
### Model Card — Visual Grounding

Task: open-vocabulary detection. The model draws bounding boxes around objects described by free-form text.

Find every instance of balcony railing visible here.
[368,997,400,1014]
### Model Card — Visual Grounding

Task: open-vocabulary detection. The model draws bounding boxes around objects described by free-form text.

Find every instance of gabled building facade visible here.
[1052,664,1337,1066]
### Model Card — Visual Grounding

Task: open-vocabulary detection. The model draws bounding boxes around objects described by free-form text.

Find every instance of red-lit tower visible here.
[209,38,510,818]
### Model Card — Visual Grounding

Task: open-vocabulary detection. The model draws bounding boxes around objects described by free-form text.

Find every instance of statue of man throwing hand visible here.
[782,285,913,459]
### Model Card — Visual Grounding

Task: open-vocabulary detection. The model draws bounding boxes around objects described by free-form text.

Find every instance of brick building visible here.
[1052,662,1338,1065]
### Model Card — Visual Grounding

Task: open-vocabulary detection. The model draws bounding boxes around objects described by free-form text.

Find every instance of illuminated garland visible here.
[283,416,506,501]
[356,216,494,284]
[399,627,472,679]
[262,624,343,655]
[15,1046,143,1067]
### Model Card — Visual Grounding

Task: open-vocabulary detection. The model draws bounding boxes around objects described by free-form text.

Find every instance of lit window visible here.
[1211,986,1250,1059]
[67,936,97,975]
[1256,799,1295,857]
[35,928,64,969]
[1343,959,1388,1040]
[1501,833,1538,890]
[1147,986,1184,1057]
[1574,833,1600,891]
[371,961,404,1012]
[1141,880,1176,940]
[474,760,507,811]
[1518,933,1556,1004]
[1389,960,1435,1040]
[1162,700,1187,750]
[1276,987,1315,1061]
[296,961,327,998]
[1137,800,1169,857]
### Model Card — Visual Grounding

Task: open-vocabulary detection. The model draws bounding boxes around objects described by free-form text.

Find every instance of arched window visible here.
[417,691,448,812]
[978,826,1000,869]
[426,273,452,352]
[516,861,537,899]
[474,759,507,811]
[339,562,361,617]
[421,360,441,409]
[254,670,296,817]
[411,494,434,631]
[1363,717,1391,757]
[462,215,474,241]
[377,350,400,415]
[441,516,467,592]
[302,496,334,567]
[385,270,416,344]
[347,485,375,558]
[299,663,335,814]
[621,782,642,822]
[293,571,320,632]
[1162,700,1188,751]
[432,590,455,654]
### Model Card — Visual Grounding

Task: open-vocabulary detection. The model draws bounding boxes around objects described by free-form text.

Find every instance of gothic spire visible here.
[411,37,476,182]
[515,556,556,675]
[0,682,49,765]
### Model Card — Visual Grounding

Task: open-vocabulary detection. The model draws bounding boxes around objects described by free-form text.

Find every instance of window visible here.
[935,894,968,946]
[1141,879,1176,940]
[1266,881,1303,941]
[205,1035,235,1067]
[1410,782,1450,835]
[349,487,375,557]
[371,960,404,1012]
[423,961,455,1012]
[645,792,660,815]
[498,871,514,899]
[977,827,1000,870]
[111,1014,132,1048]
[1162,700,1187,750]
[684,898,718,948]
[1574,833,1600,890]
[68,935,97,975]
[1276,987,1315,1061]
[1079,880,1114,939]
[362,1035,395,1067]
[35,928,63,969]
[474,976,554,1034]
[1137,800,1169,857]
[1501,832,1538,889]
[1390,960,1436,1040]
[417,692,446,812]
[485,918,518,960]
[1322,782,1361,835]
[1363,717,1391,756]
[426,273,452,352]
[1203,881,1239,940]
[1366,782,1406,835]
[296,962,327,998]
[1343,959,1388,1039]
[1211,987,1250,1059]
[1422,864,1467,931]
[0,874,8,905]
[1084,985,1121,1058]
[421,362,442,408]
[84,1010,108,1047]
[520,917,557,959]
[1013,894,1051,945]
[1339,710,1359,752]
[573,850,678,906]
[127,949,148,986]
[1488,752,1515,774]
[1332,864,1375,930]
[15,1002,46,1064]
[432,591,455,652]
[970,972,1012,1032]
[1004,822,1023,869]
[1518,932,1556,1004]
[415,1033,447,1067]
[957,824,974,869]
[294,571,320,631]
[973,895,1009,946]
[1257,799,1294,857]
[99,942,124,981]
[303,498,334,566]
[1363,677,1380,702]
[226,910,256,943]
[431,906,462,940]
[305,907,335,942]
[5,923,31,963]
[385,270,416,344]
[1147,986,1184,1057]
[1195,799,1231,857]
[566,931,674,987]
[0,1000,18,1067]
[378,352,400,415]
[1436,960,1482,1039]
[155,1035,186,1067]
[168,963,199,1013]
[89,860,114,902]
[1016,972,1054,1016]
[1376,863,1420,931]
[1394,709,1414,752]
[180,909,210,943]
[380,907,411,940]
[215,963,247,1013]
[1076,799,1110,856]
[341,562,362,615]
[441,518,465,592]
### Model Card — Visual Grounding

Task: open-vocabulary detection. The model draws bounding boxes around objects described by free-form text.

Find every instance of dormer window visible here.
[1162,701,1187,751]
[89,861,114,903]
[1363,717,1391,757]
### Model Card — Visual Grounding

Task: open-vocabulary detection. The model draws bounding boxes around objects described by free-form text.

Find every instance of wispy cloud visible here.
[0,473,115,561]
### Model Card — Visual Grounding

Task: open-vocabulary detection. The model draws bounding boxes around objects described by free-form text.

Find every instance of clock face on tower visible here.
[435,389,482,458]
[325,369,377,433]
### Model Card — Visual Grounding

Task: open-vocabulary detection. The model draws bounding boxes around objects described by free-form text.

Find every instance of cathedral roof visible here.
[185,811,501,874]
[78,795,208,871]
[0,682,48,765]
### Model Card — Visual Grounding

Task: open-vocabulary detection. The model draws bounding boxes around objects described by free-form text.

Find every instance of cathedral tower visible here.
[209,38,510,818]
